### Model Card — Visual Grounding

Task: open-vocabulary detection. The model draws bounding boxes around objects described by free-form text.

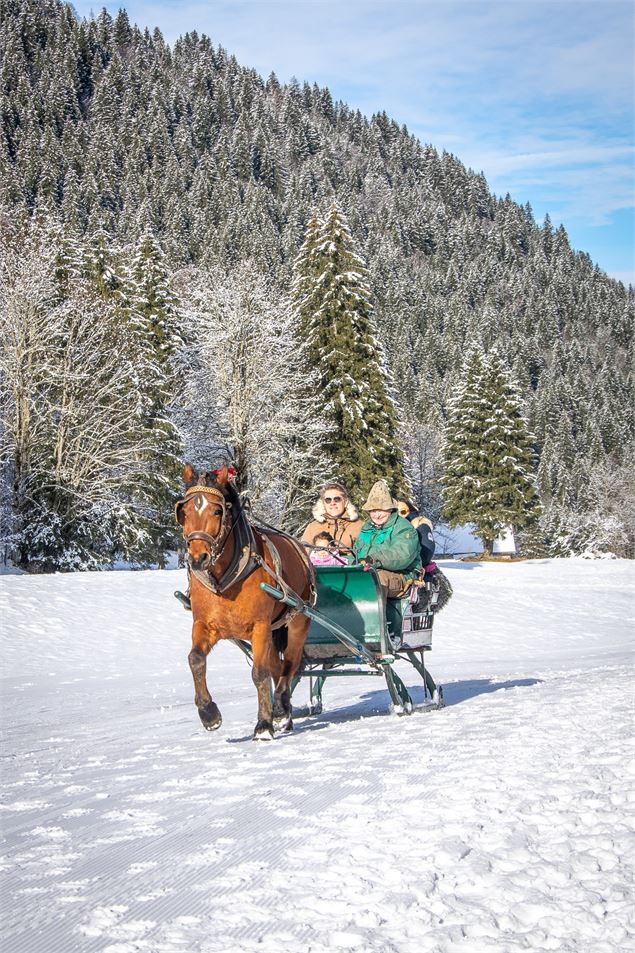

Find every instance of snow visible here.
[1,559,634,953]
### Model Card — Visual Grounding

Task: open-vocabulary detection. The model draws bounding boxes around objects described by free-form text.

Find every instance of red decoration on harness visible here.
[213,466,237,481]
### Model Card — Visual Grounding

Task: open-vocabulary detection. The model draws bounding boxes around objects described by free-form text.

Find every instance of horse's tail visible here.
[272,626,288,656]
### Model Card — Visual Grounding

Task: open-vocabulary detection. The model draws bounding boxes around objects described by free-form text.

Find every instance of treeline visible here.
[0,0,633,567]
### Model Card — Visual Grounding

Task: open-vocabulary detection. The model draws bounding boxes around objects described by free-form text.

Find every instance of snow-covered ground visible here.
[1,559,633,953]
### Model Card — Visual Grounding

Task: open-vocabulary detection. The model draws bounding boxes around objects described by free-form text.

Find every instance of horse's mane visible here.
[196,469,243,516]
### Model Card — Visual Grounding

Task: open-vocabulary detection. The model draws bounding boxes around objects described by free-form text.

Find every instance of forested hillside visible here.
[1,0,633,569]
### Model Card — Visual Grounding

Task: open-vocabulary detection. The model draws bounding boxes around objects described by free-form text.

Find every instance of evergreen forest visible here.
[1,0,633,570]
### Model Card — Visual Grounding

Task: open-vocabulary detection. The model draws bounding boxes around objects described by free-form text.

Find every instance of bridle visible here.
[175,484,234,565]
[175,477,317,609]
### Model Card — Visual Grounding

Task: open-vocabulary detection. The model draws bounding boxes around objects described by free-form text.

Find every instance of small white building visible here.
[492,526,517,555]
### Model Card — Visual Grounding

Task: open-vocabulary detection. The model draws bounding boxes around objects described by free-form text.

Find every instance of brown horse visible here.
[175,464,314,740]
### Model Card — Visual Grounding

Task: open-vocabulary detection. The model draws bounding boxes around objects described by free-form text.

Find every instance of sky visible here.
[73,0,634,284]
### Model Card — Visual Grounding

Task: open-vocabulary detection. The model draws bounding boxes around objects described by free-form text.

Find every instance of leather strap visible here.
[188,505,258,595]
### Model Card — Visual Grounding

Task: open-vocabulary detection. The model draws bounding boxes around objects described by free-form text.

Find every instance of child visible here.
[309,531,347,566]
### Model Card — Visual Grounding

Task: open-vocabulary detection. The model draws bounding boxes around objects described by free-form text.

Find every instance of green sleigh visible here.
[233,562,444,716]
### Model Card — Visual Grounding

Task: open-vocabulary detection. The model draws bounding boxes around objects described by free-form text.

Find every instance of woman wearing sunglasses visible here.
[301,481,364,551]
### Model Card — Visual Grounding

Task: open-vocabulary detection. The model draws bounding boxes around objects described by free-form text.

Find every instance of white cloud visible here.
[452,136,634,223]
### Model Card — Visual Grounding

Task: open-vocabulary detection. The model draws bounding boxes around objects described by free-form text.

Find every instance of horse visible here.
[175,464,314,740]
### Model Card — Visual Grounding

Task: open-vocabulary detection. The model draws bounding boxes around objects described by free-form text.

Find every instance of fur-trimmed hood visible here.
[311,498,360,523]
[412,514,434,531]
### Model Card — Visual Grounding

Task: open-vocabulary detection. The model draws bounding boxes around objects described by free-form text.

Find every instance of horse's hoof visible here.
[253,720,274,741]
[273,714,293,733]
[199,702,222,731]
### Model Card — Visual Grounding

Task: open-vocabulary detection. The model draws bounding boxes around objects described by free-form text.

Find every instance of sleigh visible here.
[237,562,444,715]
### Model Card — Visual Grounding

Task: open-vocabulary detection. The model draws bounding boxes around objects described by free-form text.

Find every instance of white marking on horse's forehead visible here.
[194,494,208,513]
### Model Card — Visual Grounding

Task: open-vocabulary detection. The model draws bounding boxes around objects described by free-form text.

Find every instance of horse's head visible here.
[175,463,234,571]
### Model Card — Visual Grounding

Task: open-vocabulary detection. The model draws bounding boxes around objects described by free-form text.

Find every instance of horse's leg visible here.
[251,624,283,741]
[272,615,310,732]
[189,621,222,731]
[271,625,291,729]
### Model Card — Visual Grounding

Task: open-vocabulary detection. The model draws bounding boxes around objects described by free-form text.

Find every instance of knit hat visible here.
[362,480,398,512]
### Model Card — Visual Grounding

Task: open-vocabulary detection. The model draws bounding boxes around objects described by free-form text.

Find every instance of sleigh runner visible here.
[282,563,443,714]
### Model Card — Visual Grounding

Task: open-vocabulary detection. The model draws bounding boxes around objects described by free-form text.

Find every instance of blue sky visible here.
[74,0,634,284]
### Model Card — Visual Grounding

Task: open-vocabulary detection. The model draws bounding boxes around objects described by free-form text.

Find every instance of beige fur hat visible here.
[362,480,398,512]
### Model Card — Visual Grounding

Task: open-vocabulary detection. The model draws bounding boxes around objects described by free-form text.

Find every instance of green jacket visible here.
[353,512,422,579]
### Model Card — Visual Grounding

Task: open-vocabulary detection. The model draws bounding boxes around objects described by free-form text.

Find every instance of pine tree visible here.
[119,227,183,564]
[442,348,539,554]
[292,203,408,502]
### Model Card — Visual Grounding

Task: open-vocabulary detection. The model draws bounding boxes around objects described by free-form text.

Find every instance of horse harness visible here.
[175,485,316,627]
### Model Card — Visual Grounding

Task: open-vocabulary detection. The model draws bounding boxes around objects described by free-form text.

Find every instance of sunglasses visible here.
[324,495,343,503]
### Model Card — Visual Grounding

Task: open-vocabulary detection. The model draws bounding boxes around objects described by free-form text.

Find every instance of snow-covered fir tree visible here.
[120,227,184,565]
[292,204,408,502]
[442,348,538,554]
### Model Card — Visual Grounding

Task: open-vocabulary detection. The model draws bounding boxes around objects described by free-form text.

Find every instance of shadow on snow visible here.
[224,676,543,741]
[441,676,543,705]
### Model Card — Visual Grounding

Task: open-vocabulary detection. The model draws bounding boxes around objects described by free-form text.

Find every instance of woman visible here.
[396,499,436,567]
[302,481,364,551]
